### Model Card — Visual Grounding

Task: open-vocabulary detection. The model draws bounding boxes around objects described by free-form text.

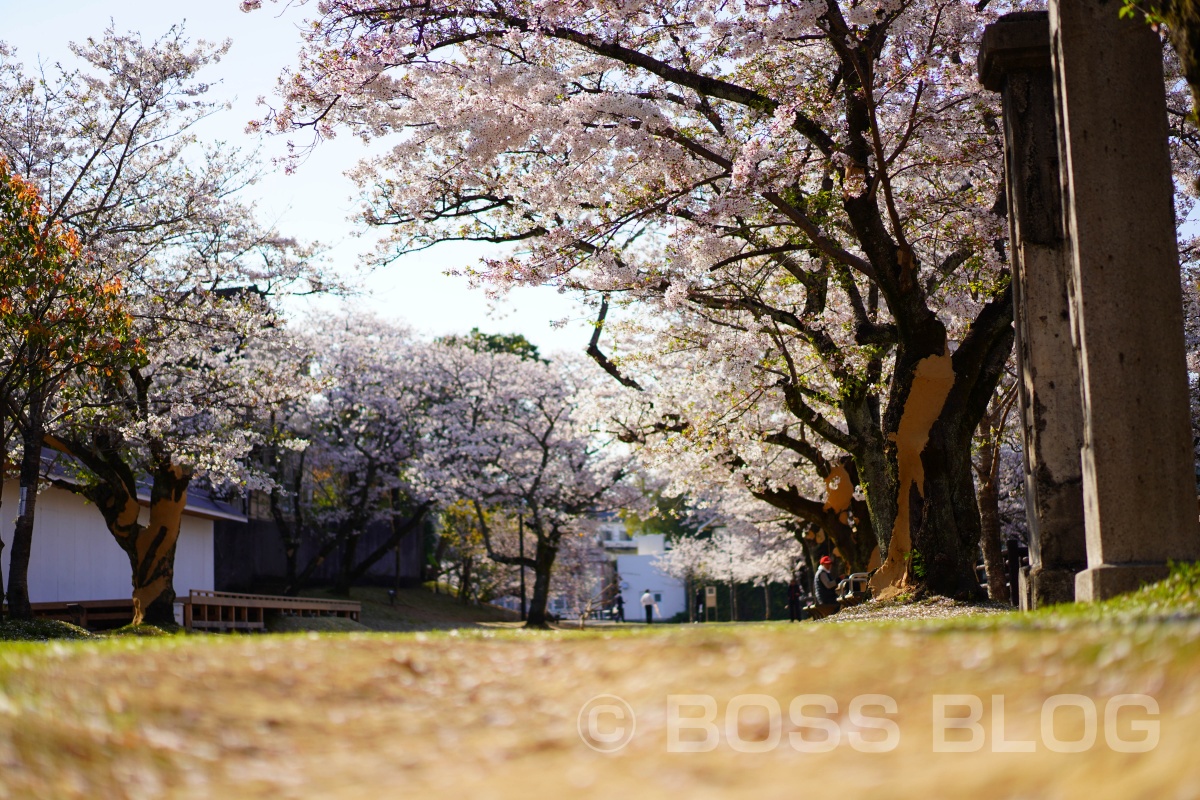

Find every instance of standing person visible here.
[613,593,626,622]
[640,588,656,624]
[812,556,840,620]
[787,577,804,622]
[695,587,705,623]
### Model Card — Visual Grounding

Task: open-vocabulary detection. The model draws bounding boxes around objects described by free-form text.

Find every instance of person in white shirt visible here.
[640,589,657,624]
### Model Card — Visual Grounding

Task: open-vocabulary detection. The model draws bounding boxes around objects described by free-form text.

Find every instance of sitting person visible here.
[810,556,840,620]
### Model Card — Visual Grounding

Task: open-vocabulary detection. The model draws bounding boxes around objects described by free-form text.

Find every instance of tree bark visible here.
[752,477,877,573]
[79,460,190,627]
[42,433,193,626]
[459,553,473,604]
[973,380,1018,603]
[869,284,1013,599]
[524,536,559,629]
[905,417,989,599]
[128,463,191,626]
[333,525,360,596]
[977,468,1007,602]
[6,412,45,621]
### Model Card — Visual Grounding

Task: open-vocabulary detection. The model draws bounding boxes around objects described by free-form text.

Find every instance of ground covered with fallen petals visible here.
[1,599,1199,800]
[820,595,1011,623]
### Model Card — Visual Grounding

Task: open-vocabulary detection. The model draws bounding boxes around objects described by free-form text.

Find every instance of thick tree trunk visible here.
[284,540,299,594]
[90,461,190,627]
[459,554,473,604]
[977,471,1008,602]
[907,420,989,599]
[843,396,895,569]
[269,487,301,594]
[524,537,559,629]
[6,419,44,621]
[333,527,359,596]
[44,434,192,626]
[868,284,1013,600]
[126,464,191,626]
[831,501,877,574]
[753,465,878,575]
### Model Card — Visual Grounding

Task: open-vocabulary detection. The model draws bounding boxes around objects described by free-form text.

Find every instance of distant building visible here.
[612,534,687,622]
[473,515,689,622]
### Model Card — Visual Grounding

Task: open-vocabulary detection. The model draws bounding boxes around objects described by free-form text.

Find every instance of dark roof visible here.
[38,448,247,523]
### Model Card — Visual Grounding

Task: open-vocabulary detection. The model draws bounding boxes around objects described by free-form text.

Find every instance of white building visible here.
[498,518,689,622]
[614,534,687,622]
[0,480,241,604]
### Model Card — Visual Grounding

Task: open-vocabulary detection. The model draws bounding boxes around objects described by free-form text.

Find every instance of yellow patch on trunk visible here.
[823,463,853,523]
[867,545,882,572]
[131,469,188,623]
[114,496,141,532]
[870,347,956,597]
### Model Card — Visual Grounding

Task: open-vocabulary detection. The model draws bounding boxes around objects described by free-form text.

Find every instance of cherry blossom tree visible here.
[423,343,635,627]
[549,527,615,626]
[243,0,1031,598]
[255,0,1200,599]
[261,312,435,595]
[586,313,879,572]
[0,158,134,620]
[655,521,801,621]
[0,28,326,624]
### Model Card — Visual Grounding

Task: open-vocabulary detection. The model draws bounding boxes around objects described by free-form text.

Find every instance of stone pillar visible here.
[1050,0,1200,600]
[979,11,1087,607]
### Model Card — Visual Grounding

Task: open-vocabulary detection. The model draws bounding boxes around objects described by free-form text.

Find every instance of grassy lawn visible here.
[0,574,1198,798]
[293,585,521,632]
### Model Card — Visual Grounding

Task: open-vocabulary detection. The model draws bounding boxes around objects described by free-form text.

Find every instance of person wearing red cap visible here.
[812,556,840,619]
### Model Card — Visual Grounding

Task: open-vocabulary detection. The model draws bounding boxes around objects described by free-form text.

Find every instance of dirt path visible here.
[0,617,1197,799]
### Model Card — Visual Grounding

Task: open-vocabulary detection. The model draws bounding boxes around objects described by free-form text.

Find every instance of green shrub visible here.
[0,619,93,641]
[104,623,181,638]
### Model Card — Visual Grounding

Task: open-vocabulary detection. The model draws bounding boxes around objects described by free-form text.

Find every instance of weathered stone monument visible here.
[979,11,1087,608]
[981,1,1200,605]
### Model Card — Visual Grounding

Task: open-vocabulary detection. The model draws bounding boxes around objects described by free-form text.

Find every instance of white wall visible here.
[635,534,665,555]
[616,552,686,622]
[0,482,214,603]
[175,515,215,599]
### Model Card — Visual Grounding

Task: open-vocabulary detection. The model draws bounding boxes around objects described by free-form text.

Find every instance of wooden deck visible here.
[6,591,361,633]
[25,599,136,631]
[183,590,361,632]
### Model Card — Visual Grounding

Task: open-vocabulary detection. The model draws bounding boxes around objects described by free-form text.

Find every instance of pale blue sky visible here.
[2,0,591,352]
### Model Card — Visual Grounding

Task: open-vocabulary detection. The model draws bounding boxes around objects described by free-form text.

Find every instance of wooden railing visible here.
[19,599,136,631]
[183,590,361,632]
[6,591,361,633]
